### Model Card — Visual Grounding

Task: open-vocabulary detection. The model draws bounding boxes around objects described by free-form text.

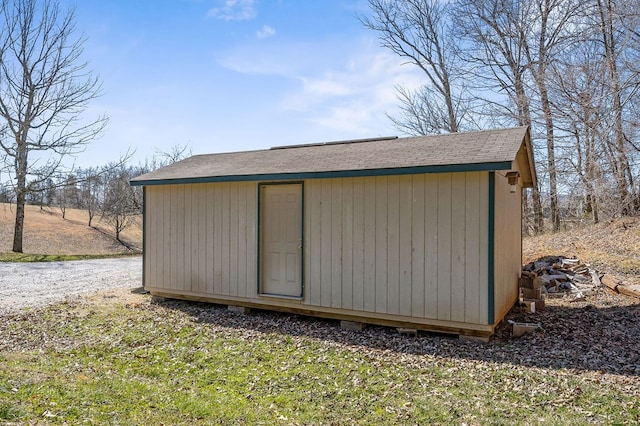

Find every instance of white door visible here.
[260,183,303,297]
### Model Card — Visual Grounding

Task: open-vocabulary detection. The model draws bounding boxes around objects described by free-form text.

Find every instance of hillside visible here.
[0,203,142,255]
[523,217,640,286]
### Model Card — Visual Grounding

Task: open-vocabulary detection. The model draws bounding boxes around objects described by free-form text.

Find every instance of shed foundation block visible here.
[228,305,251,315]
[459,335,490,344]
[340,320,366,331]
[397,328,418,337]
[512,322,541,338]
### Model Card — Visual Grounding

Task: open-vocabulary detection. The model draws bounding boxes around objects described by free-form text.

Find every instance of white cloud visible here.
[217,36,424,137]
[280,47,423,135]
[256,25,276,39]
[301,75,350,97]
[207,0,256,21]
[217,40,313,75]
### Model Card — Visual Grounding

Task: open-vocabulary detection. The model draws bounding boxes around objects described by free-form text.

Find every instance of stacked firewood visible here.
[521,255,640,303]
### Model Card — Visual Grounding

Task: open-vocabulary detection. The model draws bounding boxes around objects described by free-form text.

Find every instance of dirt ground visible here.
[523,217,640,287]
[0,203,142,254]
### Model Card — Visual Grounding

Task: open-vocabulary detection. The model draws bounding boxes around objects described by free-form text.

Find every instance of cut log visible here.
[521,287,542,299]
[601,275,620,292]
[618,285,640,299]
[532,276,544,289]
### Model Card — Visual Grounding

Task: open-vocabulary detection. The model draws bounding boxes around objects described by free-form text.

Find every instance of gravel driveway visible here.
[0,257,142,315]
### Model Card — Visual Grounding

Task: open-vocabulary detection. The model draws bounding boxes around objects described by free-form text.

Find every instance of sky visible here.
[60,0,424,169]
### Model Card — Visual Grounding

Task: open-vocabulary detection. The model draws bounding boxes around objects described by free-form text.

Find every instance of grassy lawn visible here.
[1,297,638,425]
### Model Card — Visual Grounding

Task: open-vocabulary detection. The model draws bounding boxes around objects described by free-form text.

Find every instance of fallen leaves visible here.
[0,285,639,424]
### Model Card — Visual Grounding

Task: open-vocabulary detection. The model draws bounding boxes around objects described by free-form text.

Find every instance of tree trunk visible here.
[598,0,632,214]
[12,192,26,253]
[442,73,458,132]
[531,185,544,233]
[514,76,544,233]
[610,50,631,213]
[541,86,560,231]
[12,146,28,253]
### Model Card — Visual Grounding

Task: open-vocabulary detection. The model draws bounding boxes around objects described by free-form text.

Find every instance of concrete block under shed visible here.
[523,297,545,311]
[397,328,418,337]
[521,299,536,313]
[340,320,366,331]
[228,305,251,315]
[459,335,490,343]
[512,322,541,338]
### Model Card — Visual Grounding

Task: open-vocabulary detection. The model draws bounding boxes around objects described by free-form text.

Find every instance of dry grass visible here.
[0,203,142,255]
[523,217,640,286]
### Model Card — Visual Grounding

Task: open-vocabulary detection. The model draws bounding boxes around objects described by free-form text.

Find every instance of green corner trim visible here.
[256,184,262,296]
[142,187,146,289]
[300,182,305,298]
[488,172,495,325]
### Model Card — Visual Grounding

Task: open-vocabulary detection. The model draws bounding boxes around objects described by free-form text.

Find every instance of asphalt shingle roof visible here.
[131,126,531,185]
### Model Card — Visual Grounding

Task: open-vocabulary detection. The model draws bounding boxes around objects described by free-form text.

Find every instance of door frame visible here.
[257,181,305,298]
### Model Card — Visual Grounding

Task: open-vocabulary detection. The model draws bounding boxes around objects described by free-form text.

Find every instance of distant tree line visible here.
[363,0,640,233]
[0,145,189,246]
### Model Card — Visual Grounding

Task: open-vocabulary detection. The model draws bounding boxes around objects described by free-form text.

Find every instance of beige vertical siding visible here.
[145,182,258,298]
[145,172,491,326]
[304,172,489,325]
[493,172,522,323]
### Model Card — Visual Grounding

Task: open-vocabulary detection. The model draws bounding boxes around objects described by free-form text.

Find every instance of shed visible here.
[131,126,535,337]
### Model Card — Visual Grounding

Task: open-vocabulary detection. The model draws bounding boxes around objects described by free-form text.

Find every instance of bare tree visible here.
[592,0,639,214]
[101,165,138,244]
[154,143,192,167]
[361,0,472,134]
[78,167,102,227]
[454,0,545,233]
[550,40,608,224]
[523,0,584,231]
[0,182,11,202]
[548,0,640,221]
[57,173,79,219]
[101,145,190,246]
[0,0,107,252]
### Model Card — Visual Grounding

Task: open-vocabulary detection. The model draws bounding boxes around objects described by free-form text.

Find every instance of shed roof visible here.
[131,126,535,187]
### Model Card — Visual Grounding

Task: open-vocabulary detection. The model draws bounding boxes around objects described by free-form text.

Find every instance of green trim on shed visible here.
[130,162,514,187]
[487,172,495,325]
[142,187,146,289]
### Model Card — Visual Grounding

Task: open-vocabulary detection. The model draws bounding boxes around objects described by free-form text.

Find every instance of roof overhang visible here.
[131,161,515,186]
[514,128,536,188]
[130,127,536,187]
